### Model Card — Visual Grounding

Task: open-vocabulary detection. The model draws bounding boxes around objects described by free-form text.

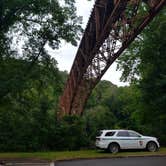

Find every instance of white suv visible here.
[95,129,160,153]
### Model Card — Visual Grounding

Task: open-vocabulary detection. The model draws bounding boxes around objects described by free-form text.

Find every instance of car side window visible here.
[117,131,129,137]
[128,131,140,137]
[105,132,115,137]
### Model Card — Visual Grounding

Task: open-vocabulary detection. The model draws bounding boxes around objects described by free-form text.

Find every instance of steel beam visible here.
[59,0,166,116]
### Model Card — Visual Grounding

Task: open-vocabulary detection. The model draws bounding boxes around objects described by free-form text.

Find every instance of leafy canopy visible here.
[0,0,82,59]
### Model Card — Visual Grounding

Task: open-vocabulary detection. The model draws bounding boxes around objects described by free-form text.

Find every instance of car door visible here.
[116,131,143,149]
[128,131,143,149]
[116,131,131,149]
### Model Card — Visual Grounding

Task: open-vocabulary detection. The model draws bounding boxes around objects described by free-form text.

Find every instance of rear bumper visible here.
[95,141,107,149]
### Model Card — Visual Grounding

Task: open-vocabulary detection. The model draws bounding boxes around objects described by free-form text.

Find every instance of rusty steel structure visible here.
[59,0,166,116]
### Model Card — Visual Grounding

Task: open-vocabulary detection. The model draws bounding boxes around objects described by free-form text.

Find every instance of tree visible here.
[0,57,64,151]
[0,0,83,101]
[0,0,82,56]
[117,8,166,144]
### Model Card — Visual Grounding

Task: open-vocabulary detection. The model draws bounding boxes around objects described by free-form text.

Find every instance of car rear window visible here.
[105,132,115,136]
[96,131,103,137]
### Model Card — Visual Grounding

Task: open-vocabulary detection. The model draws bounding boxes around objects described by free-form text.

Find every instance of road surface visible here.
[56,157,166,166]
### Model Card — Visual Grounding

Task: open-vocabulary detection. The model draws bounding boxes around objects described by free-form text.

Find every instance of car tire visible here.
[108,143,119,154]
[147,141,158,152]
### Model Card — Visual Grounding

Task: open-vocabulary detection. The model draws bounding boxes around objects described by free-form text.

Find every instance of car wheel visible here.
[147,142,157,152]
[108,143,119,154]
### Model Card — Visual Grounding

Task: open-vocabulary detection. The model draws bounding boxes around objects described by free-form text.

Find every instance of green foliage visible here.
[0,57,63,151]
[0,58,89,152]
[0,0,165,152]
[84,81,142,142]
[1,148,166,160]
[0,0,82,59]
[0,0,88,152]
[117,8,166,144]
[84,105,116,144]
[57,115,88,150]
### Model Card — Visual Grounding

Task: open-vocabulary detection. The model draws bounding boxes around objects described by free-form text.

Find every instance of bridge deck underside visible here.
[60,0,166,116]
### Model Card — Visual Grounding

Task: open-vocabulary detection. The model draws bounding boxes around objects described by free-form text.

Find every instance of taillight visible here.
[96,138,100,141]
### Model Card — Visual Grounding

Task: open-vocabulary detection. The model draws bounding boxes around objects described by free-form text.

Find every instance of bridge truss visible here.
[59,0,166,116]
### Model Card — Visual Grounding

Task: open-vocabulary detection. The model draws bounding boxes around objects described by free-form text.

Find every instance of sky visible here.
[49,0,129,87]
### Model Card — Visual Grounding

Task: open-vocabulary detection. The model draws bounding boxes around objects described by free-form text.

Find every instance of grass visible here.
[0,148,166,161]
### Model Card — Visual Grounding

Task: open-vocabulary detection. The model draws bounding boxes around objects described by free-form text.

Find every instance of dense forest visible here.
[0,0,165,151]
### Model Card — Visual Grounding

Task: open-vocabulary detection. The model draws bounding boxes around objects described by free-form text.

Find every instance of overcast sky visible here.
[49,0,129,87]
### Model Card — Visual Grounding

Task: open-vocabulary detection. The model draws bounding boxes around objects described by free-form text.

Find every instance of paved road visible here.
[56,157,166,166]
[0,159,54,166]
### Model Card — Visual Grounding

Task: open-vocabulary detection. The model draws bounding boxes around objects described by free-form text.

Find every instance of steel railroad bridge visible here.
[59,0,166,116]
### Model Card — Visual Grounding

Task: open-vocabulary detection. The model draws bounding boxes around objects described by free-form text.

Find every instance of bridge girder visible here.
[59,0,166,116]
